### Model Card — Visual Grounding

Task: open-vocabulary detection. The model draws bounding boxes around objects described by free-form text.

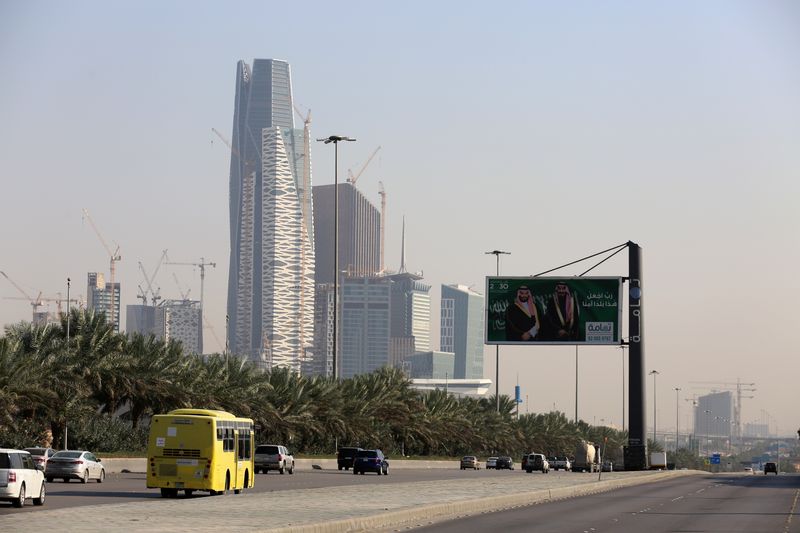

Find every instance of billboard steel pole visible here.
[485,250,510,413]
[627,241,647,470]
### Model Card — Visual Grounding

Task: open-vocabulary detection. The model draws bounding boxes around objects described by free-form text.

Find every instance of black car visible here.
[337,447,363,471]
[764,461,778,475]
[495,456,514,470]
[353,449,389,475]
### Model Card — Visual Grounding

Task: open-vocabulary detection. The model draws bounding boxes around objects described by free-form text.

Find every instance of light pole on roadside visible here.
[649,370,659,445]
[65,277,71,450]
[620,345,626,432]
[674,387,681,452]
[316,135,356,379]
[704,409,712,459]
[485,250,510,413]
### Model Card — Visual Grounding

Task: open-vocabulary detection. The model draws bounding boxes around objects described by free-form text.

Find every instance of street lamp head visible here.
[485,250,510,256]
[316,135,356,144]
[649,370,659,376]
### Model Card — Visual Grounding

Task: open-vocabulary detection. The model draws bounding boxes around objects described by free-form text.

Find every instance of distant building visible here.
[339,275,391,378]
[440,284,484,379]
[311,182,382,377]
[388,271,431,353]
[409,350,455,380]
[226,58,315,371]
[87,272,120,332]
[126,304,157,336]
[126,300,202,354]
[695,391,733,438]
[410,378,492,398]
[155,300,202,355]
[312,182,381,284]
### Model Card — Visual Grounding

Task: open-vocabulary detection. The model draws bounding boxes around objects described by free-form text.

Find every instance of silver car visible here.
[45,451,105,483]
[254,444,294,474]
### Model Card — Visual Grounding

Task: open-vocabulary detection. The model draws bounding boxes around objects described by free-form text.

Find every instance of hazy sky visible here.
[2,1,798,437]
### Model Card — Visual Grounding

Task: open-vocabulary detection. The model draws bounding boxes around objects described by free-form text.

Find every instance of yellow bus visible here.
[147,408,254,497]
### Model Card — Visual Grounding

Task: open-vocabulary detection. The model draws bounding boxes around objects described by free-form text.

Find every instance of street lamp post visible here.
[316,135,356,379]
[674,387,681,452]
[704,409,712,460]
[649,370,659,445]
[620,345,626,432]
[485,250,509,413]
[65,277,71,450]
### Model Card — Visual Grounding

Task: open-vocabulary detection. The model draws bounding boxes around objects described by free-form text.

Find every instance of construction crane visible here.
[165,258,215,310]
[137,249,168,306]
[378,181,387,273]
[347,146,381,185]
[172,273,191,301]
[81,208,121,329]
[1,271,44,319]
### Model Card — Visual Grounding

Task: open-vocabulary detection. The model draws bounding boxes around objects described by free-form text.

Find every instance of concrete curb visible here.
[99,458,461,474]
[261,470,700,533]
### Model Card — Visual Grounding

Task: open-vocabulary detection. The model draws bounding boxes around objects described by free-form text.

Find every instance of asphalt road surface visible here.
[408,473,800,533]
[0,466,532,514]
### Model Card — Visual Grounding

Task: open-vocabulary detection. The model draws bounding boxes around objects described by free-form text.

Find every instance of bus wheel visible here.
[161,488,177,498]
[225,473,230,495]
[185,490,194,497]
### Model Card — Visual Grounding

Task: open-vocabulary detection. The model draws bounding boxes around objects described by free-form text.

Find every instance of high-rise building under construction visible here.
[226,59,315,371]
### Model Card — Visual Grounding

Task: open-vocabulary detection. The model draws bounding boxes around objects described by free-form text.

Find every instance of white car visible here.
[45,450,105,483]
[486,457,498,469]
[0,448,46,508]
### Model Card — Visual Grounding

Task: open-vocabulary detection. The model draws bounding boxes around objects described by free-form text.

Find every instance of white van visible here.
[0,449,46,508]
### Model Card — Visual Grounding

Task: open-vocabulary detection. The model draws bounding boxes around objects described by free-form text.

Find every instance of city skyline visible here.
[1,1,798,435]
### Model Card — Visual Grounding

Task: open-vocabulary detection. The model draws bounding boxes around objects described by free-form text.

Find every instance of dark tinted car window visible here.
[53,451,83,459]
[10,453,23,469]
[256,445,279,454]
[0,453,9,468]
[22,454,36,469]
[25,448,46,456]
[358,450,378,458]
[338,447,360,457]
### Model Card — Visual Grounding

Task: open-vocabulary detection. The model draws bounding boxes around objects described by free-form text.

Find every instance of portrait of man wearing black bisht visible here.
[505,285,541,341]
[541,282,580,341]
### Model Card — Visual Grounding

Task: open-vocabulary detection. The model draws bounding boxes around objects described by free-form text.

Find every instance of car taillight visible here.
[278,454,284,460]
[70,460,84,464]
[8,472,16,482]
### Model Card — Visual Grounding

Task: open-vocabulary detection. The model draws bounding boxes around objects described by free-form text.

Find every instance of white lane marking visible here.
[671,496,684,502]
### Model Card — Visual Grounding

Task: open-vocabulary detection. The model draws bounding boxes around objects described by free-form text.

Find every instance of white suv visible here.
[254,444,295,474]
[0,449,46,508]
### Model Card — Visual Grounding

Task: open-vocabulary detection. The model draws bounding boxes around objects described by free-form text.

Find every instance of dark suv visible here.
[764,461,778,475]
[353,449,388,475]
[337,447,363,471]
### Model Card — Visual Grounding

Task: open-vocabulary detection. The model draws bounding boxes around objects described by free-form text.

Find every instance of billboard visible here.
[485,276,622,345]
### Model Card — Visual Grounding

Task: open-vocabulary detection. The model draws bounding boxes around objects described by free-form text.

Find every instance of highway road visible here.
[410,473,800,533]
[0,466,528,514]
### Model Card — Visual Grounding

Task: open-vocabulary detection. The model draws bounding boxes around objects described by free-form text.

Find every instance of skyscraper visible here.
[87,272,120,332]
[311,182,382,376]
[227,59,315,371]
[440,284,485,379]
[339,274,392,378]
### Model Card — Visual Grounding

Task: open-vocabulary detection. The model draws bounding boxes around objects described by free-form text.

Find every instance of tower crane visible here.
[165,258,215,310]
[347,146,381,185]
[137,249,168,306]
[81,208,121,329]
[378,181,387,273]
[1,270,44,320]
[172,273,192,301]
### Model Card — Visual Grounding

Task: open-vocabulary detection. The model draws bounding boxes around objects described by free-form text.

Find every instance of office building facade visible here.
[339,275,391,378]
[87,272,120,332]
[694,391,734,438]
[388,272,431,353]
[310,182,381,376]
[226,58,315,371]
[440,284,485,379]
